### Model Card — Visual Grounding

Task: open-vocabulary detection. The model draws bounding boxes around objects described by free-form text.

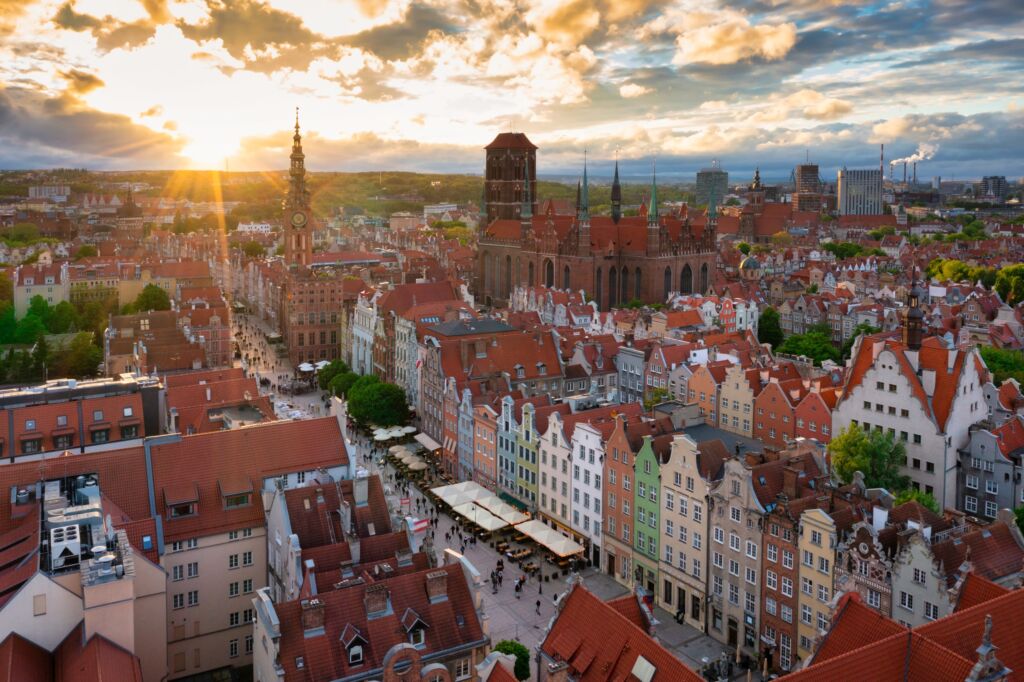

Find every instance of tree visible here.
[841,323,880,360]
[895,488,940,514]
[758,307,784,349]
[823,242,864,260]
[330,371,359,398]
[49,301,77,334]
[771,231,792,247]
[777,325,839,365]
[348,382,410,427]
[31,335,49,378]
[494,640,531,681]
[829,424,909,491]
[317,359,350,390]
[995,264,1024,306]
[1015,506,1024,532]
[978,346,1024,385]
[13,314,45,345]
[806,283,818,294]
[126,284,171,313]
[737,242,751,255]
[61,332,102,378]
[643,387,670,411]
[241,241,266,258]
[6,222,39,243]
[74,244,98,260]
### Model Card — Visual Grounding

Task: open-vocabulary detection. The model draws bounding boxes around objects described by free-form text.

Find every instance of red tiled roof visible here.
[152,418,348,541]
[485,132,537,150]
[992,415,1024,458]
[0,633,51,682]
[606,594,647,630]
[954,572,1009,612]
[789,630,972,681]
[541,584,702,682]
[811,593,906,665]
[929,522,1024,585]
[55,624,143,682]
[277,562,485,679]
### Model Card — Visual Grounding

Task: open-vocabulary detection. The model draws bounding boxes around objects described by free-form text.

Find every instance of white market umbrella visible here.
[408,461,428,471]
[298,362,315,372]
[400,426,417,435]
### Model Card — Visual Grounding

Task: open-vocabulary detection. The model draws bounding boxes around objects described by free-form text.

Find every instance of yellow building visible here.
[796,507,837,660]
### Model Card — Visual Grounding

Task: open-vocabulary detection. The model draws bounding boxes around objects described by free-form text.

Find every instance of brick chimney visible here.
[300,598,325,633]
[425,569,449,602]
[783,465,801,500]
[364,583,390,615]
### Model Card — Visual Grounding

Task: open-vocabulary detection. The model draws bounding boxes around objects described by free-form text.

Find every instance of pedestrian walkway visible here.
[342,417,751,680]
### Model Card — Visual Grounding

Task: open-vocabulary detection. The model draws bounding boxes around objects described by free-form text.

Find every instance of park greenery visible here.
[925,258,997,288]
[978,346,1024,386]
[995,264,1024,306]
[493,640,531,681]
[823,241,884,260]
[0,296,104,381]
[757,307,784,349]
[121,283,171,314]
[829,424,910,493]
[895,488,940,514]
[776,322,840,366]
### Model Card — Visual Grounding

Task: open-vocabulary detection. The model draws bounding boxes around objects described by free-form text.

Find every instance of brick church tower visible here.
[484,132,537,223]
[283,109,313,267]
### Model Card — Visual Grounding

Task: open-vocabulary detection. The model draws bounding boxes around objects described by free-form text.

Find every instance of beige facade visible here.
[795,508,835,660]
[717,364,755,437]
[118,268,178,306]
[163,526,267,678]
[708,458,763,658]
[659,435,714,631]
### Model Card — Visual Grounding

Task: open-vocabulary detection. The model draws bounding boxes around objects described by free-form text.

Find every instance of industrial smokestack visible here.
[880,144,884,178]
[913,162,917,185]
[903,161,907,185]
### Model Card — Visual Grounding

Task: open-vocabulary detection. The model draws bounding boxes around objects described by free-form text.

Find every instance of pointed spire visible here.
[611,153,622,224]
[648,158,658,226]
[751,166,761,190]
[580,150,590,222]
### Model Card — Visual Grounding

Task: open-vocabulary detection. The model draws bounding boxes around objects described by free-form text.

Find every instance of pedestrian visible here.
[539,582,543,595]
[460,544,465,554]
[514,582,521,599]
[498,571,503,587]
[535,599,541,614]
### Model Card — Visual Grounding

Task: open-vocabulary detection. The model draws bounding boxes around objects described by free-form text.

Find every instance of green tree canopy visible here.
[979,346,1024,385]
[776,325,840,365]
[643,387,671,411]
[74,244,98,260]
[348,381,410,427]
[737,242,751,255]
[757,307,784,349]
[59,332,103,378]
[895,488,940,514]
[329,371,359,398]
[995,264,1024,305]
[493,640,531,681]
[240,241,266,258]
[125,283,171,313]
[317,359,350,390]
[823,242,865,260]
[829,424,909,491]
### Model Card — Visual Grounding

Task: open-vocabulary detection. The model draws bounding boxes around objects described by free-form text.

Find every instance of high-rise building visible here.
[837,168,883,215]
[980,176,1008,201]
[793,163,821,212]
[696,160,728,208]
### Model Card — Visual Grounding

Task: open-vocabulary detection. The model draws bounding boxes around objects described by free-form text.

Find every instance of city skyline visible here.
[0,0,1021,178]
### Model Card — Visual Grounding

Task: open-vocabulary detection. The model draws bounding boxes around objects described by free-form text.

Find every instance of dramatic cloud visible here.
[0,0,1015,176]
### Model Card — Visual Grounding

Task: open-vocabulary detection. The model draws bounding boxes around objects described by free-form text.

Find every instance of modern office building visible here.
[837,168,883,215]
[696,161,729,208]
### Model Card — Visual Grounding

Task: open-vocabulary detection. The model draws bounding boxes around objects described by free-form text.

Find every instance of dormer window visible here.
[515,364,525,379]
[170,503,196,518]
[349,645,363,665]
[225,493,250,508]
[164,483,199,519]
[341,624,367,665]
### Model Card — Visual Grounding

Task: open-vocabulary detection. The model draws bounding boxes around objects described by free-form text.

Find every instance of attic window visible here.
[537,362,547,376]
[225,493,251,509]
[170,503,196,518]
[295,657,305,669]
[349,645,364,665]
[515,365,525,379]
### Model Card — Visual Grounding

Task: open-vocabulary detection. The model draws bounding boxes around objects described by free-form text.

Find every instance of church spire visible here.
[611,155,622,224]
[288,107,308,209]
[647,159,658,226]
[580,151,590,222]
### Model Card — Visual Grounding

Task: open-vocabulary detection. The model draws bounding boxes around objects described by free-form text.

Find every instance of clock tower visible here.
[284,108,313,267]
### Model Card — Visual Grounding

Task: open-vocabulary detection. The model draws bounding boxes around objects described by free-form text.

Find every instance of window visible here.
[229,582,239,597]
[867,589,881,609]
[818,557,830,574]
[730,506,741,523]
[899,591,913,611]
[745,567,756,585]
[985,480,998,495]
[666,519,674,537]
[349,645,364,665]
[781,605,793,624]
[243,551,253,566]
[56,415,67,427]
[230,612,240,627]
[817,611,829,632]
[984,500,998,517]
[713,551,723,569]
[782,551,794,570]
[811,530,822,546]
[170,503,195,519]
[693,503,702,522]
[966,475,979,490]
[187,562,198,578]
[767,544,778,563]
[729,583,739,605]
[173,565,184,581]
[801,604,813,625]
[729,559,739,577]
[766,570,778,590]
[229,554,239,569]
[803,550,813,567]
[965,495,977,513]
[924,602,939,621]
[729,533,740,552]
[746,541,757,559]
[245,635,253,655]
[766,597,777,616]
[913,568,926,585]
[817,585,829,603]
[714,527,724,544]
[455,657,472,681]
[802,577,813,595]
[187,590,198,606]
[781,577,793,597]
[410,628,425,646]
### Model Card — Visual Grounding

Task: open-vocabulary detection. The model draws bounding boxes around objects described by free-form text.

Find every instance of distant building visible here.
[235,221,273,234]
[837,168,883,215]
[979,176,1008,201]
[793,163,822,212]
[696,161,729,208]
[27,184,71,201]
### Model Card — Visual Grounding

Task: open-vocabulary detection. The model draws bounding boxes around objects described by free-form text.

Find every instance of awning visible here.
[451,502,507,531]
[515,519,584,557]
[473,493,529,525]
[498,492,529,512]
[442,437,455,453]
[431,481,490,508]
[415,433,441,452]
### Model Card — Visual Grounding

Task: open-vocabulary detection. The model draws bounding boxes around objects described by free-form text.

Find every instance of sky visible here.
[0,0,1021,180]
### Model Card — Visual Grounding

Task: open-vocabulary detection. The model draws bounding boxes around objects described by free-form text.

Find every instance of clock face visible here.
[291,211,307,228]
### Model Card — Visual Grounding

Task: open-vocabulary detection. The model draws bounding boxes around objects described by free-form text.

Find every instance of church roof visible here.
[485,132,537,150]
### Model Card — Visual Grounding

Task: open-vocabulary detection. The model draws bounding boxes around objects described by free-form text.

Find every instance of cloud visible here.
[52,2,158,51]
[619,82,652,98]
[0,86,183,168]
[61,69,105,95]
[750,89,852,122]
[344,3,454,60]
[672,12,796,65]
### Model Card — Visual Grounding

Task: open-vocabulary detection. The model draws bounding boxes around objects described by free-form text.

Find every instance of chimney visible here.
[354,475,368,507]
[783,465,801,500]
[872,506,889,531]
[913,162,917,185]
[364,583,390,615]
[300,598,325,633]
[903,162,907,185]
[425,569,449,602]
[205,386,212,401]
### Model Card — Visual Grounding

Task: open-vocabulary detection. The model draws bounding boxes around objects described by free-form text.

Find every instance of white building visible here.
[570,420,608,567]
[837,168,883,215]
[351,290,380,375]
[236,222,274,234]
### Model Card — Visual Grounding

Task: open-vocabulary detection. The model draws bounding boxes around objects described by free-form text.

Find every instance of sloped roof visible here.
[811,593,906,665]
[954,572,1009,612]
[541,584,703,682]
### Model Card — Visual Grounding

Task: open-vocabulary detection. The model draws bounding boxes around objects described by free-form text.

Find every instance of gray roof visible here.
[683,423,763,456]
[427,318,514,336]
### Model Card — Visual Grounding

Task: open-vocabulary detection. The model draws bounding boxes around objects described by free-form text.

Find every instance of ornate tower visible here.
[610,159,622,224]
[519,161,533,240]
[646,162,660,255]
[577,154,591,256]
[484,131,537,223]
[284,108,313,267]
[903,275,924,351]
